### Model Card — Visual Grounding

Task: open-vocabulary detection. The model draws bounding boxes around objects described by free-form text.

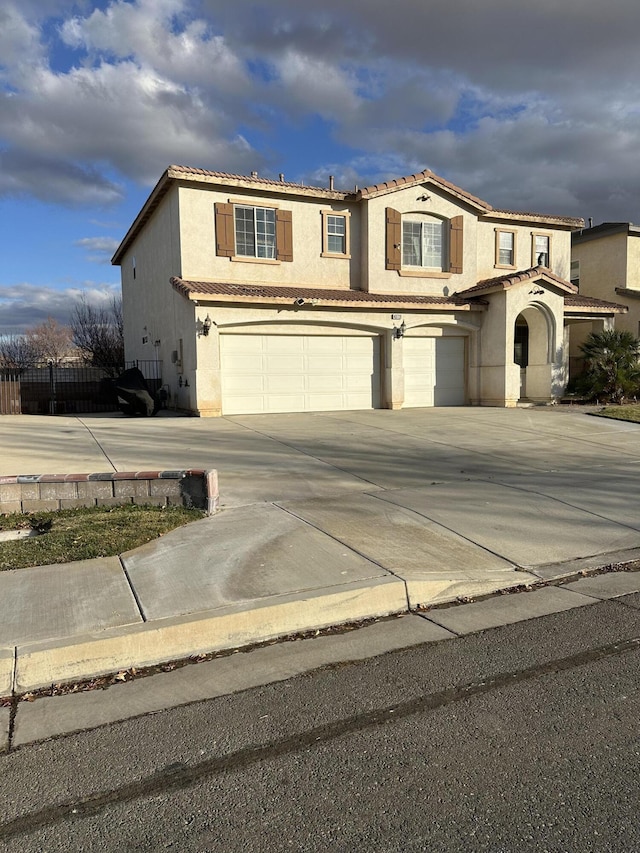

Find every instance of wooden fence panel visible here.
[0,376,21,414]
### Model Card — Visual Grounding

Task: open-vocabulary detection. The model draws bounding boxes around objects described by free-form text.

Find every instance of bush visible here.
[576,329,640,403]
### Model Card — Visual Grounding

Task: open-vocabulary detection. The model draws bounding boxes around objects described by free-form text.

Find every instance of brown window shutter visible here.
[449,215,463,274]
[276,209,293,262]
[215,203,235,257]
[386,207,401,270]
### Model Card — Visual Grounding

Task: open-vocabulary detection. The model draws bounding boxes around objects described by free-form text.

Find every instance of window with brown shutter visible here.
[217,202,293,262]
[276,209,293,262]
[386,207,401,270]
[449,215,463,274]
[215,202,235,257]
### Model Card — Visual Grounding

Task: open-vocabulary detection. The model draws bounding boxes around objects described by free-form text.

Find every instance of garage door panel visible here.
[266,375,306,393]
[221,333,380,415]
[404,336,465,408]
[264,355,305,372]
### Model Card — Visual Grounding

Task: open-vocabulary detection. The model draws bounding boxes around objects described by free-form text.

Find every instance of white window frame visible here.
[532,232,551,268]
[234,204,277,260]
[321,210,351,258]
[401,215,447,272]
[495,229,517,269]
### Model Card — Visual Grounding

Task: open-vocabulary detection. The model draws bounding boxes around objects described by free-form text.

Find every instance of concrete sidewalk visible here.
[2,406,640,696]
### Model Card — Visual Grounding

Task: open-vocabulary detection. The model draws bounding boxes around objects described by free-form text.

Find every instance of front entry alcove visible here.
[513,305,555,403]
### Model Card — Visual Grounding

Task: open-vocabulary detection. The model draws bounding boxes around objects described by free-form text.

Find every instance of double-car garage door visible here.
[220,332,465,415]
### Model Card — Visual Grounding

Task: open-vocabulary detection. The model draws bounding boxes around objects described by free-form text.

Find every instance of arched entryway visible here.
[514,304,555,402]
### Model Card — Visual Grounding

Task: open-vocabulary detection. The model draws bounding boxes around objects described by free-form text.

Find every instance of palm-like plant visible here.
[578,329,640,403]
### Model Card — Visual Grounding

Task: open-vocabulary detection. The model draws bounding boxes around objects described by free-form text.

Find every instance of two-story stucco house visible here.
[112,166,625,416]
[569,223,640,370]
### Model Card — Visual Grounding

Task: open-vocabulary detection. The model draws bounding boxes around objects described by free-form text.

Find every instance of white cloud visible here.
[1,0,640,222]
[0,282,120,334]
[75,236,120,264]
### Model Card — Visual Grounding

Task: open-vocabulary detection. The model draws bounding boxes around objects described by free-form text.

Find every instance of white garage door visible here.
[221,333,381,414]
[403,336,466,407]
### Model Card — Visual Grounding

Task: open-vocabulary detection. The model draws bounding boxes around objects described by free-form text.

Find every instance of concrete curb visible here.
[3,545,640,698]
[13,576,408,693]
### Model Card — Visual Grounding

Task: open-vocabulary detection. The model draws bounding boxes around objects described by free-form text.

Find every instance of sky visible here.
[2,0,640,333]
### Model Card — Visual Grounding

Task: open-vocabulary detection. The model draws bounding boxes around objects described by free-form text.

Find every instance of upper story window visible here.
[215,201,293,262]
[321,210,351,258]
[495,229,516,268]
[385,207,463,276]
[570,260,580,287]
[402,216,446,270]
[235,205,276,259]
[532,233,550,267]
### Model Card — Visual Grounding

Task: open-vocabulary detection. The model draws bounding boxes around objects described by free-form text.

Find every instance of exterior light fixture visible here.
[392,321,406,340]
[202,315,212,336]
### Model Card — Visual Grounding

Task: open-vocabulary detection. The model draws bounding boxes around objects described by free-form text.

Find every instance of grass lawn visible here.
[592,403,640,423]
[0,504,205,571]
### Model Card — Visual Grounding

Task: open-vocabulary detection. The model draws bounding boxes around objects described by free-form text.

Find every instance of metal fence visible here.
[0,361,162,415]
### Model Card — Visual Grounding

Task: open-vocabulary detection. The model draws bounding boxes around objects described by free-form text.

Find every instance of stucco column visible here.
[383,330,404,409]
[194,323,222,417]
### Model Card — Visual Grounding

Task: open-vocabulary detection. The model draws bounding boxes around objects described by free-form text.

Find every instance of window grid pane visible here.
[235,207,255,256]
[422,221,443,268]
[234,206,276,258]
[535,235,549,266]
[326,215,346,254]
[499,231,514,265]
[402,221,422,266]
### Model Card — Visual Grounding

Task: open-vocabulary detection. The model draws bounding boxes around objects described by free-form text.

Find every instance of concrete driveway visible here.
[3,406,640,573]
[4,405,640,691]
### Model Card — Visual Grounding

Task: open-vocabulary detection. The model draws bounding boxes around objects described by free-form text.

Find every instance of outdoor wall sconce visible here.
[529,287,544,295]
[178,376,190,388]
[392,321,406,340]
[201,315,212,336]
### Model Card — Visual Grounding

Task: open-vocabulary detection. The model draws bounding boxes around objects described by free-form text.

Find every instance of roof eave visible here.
[112,170,173,265]
[171,279,486,311]
[482,210,584,229]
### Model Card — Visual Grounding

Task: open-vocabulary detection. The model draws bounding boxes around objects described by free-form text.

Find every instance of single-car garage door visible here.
[221,333,381,414]
[403,336,466,407]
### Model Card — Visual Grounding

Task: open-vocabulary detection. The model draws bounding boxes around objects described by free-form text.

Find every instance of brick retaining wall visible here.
[0,470,219,515]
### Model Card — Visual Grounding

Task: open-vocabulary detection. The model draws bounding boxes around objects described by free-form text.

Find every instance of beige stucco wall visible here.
[570,232,633,357]
[476,220,571,282]
[178,185,361,290]
[120,186,201,411]
[474,284,566,406]
[572,232,627,299]
[362,185,479,296]
[361,186,571,298]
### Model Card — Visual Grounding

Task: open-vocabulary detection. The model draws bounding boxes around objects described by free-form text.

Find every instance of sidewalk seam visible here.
[119,557,147,622]
[274,502,412,611]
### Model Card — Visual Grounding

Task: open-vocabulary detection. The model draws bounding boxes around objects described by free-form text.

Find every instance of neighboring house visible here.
[112,166,625,416]
[570,223,640,371]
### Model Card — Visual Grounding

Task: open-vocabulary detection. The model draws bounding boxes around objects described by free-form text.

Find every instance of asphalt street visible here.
[1,591,639,851]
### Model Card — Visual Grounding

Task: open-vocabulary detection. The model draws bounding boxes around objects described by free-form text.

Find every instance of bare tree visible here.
[70,295,125,377]
[27,317,74,365]
[0,334,40,375]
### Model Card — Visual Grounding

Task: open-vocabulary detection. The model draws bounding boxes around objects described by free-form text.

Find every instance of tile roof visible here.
[356,170,582,227]
[564,294,628,312]
[167,165,340,196]
[170,278,485,309]
[456,266,578,297]
[357,169,492,210]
